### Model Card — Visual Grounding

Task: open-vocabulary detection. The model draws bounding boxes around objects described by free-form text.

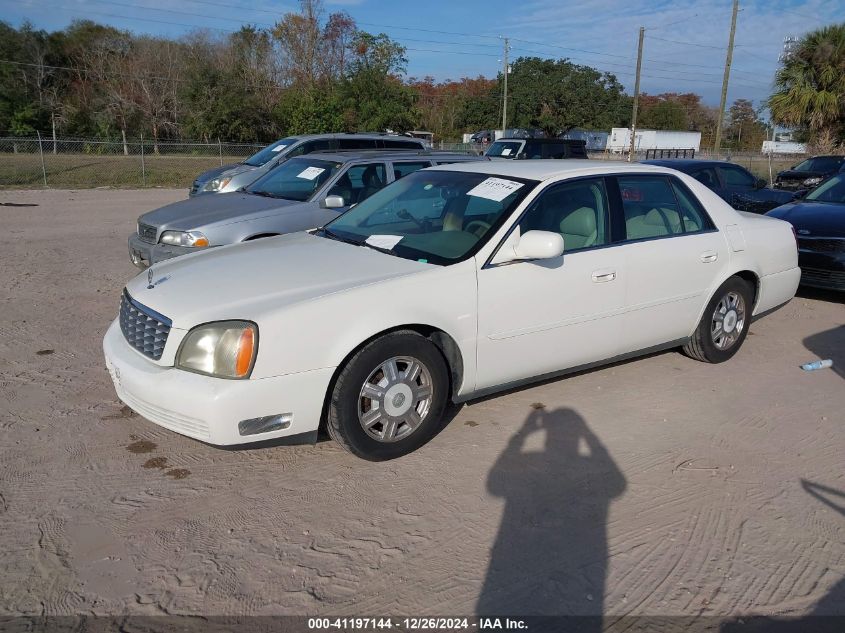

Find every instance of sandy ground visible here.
[0,188,843,620]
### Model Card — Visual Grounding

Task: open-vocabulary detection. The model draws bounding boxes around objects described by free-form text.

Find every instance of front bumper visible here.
[103,320,335,445]
[128,232,201,269]
[798,250,845,291]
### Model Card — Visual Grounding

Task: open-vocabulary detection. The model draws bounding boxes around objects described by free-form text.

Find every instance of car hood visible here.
[124,232,428,328]
[195,163,241,183]
[766,202,845,237]
[139,192,301,231]
[777,169,828,181]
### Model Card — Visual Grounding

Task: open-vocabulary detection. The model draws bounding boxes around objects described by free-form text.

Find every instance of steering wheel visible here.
[464,220,491,237]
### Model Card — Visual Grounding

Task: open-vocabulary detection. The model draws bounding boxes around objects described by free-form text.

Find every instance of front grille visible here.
[801,267,845,289]
[798,237,845,254]
[138,223,157,243]
[119,290,172,360]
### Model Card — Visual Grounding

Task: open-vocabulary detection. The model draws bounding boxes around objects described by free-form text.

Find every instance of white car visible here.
[103,160,800,460]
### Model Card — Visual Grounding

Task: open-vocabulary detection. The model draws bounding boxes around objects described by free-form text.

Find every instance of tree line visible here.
[4,0,829,153]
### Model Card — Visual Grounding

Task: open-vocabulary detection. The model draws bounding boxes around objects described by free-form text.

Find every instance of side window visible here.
[327,163,387,205]
[719,165,755,188]
[691,168,719,189]
[392,161,431,180]
[518,178,609,251]
[338,138,378,149]
[383,139,424,149]
[619,176,684,240]
[524,141,543,159]
[541,143,566,159]
[669,178,714,233]
[301,139,334,154]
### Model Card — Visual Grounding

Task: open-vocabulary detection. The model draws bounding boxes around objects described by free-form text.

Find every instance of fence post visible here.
[218,137,223,167]
[36,130,47,187]
[140,134,147,187]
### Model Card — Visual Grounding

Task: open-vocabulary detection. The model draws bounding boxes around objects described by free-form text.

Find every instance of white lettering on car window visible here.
[297,166,325,180]
[466,177,524,202]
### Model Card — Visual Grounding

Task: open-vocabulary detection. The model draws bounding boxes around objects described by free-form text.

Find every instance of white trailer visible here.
[606,128,701,153]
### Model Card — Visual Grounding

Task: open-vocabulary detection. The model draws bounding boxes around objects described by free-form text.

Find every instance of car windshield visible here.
[486,141,523,158]
[792,157,843,173]
[245,157,340,201]
[243,138,299,167]
[805,174,845,203]
[321,169,537,265]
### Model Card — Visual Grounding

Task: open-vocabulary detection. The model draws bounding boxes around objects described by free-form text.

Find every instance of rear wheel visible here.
[327,331,449,460]
[684,276,753,363]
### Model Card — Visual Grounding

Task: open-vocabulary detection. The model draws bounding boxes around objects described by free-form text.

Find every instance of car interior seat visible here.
[357,165,384,203]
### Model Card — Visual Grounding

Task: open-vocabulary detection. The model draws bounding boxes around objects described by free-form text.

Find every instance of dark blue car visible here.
[644,159,796,214]
[767,173,845,291]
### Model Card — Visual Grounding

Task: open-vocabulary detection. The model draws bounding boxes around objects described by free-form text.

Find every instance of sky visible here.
[3,0,844,110]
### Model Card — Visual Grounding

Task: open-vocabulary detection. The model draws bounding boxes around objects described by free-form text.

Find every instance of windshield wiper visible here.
[320,227,362,246]
[247,190,282,198]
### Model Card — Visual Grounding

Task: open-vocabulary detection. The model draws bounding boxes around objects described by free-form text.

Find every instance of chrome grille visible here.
[801,267,845,289]
[119,290,171,360]
[798,237,845,253]
[138,223,157,243]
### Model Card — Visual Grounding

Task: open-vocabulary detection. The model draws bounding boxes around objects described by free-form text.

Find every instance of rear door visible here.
[612,174,728,351]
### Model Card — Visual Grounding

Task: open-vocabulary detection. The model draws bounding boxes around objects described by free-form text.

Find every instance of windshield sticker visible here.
[271,145,288,152]
[365,234,403,250]
[297,166,325,180]
[466,177,524,202]
[501,148,512,156]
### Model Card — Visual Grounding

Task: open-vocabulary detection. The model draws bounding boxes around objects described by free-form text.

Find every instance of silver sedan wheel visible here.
[358,356,433,443]
[711,291,746,350]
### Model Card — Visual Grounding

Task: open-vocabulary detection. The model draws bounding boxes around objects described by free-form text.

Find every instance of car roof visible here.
[494,137,583,143]
[283,133,426,142]
[642,159,730,169]
[430,159,672,181]
[293,150,480,163]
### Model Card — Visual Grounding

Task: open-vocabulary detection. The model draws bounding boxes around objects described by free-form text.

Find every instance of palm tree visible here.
[769,23,845,143]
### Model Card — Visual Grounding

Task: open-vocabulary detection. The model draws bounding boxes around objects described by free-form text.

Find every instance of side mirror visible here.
[755,178,767,189]
[491,230,564,265]
[321,195,345,209]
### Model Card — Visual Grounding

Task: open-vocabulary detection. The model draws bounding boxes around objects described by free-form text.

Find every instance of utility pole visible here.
[501,37,510,135]
[714,0,739,156]
[628,27,645,162]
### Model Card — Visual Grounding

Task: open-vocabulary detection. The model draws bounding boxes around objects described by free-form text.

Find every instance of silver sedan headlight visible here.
[202,176,232,192]
[176,321,257,379]
[159,230,209,247]
[802,177,823,187]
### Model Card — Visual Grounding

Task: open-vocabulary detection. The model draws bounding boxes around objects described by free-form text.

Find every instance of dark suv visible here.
[644,159,795,214]
[485,138,588,160]
[775,155,845,191]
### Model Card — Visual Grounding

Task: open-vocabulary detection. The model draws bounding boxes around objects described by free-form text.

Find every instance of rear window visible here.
[383,139,425,149]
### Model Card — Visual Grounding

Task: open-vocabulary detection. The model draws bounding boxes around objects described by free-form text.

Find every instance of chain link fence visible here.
[0,136,266,189]
[0,135,807,189]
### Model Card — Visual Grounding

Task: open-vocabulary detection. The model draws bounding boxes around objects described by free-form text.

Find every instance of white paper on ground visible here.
[466,177,524,202]
[271,144,288,152]
[297,166,325,180]
[365,235,404,250]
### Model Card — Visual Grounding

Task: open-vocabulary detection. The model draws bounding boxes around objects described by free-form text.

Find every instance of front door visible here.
[476,177,627,390]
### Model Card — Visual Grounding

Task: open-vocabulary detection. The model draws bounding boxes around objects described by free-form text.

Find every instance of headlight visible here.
[176,321,257,379]
[802,177,822,186]
[159,230,209,247]
[203,177,232,192]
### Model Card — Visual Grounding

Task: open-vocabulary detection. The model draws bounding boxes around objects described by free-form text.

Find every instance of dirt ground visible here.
[0,188,843,620]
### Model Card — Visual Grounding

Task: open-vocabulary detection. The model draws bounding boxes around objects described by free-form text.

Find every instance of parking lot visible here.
[1,188,843,619]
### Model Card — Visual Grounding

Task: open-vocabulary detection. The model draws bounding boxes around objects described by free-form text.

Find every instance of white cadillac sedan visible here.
[104,160,800,460]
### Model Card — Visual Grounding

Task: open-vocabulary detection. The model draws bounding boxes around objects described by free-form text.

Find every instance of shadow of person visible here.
[477,407,626,622]
[803,325,845,380]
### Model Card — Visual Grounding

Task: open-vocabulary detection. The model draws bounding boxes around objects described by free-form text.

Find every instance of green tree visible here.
[639,99,687,130]
[769,23,845,142]
[500,57,630,135]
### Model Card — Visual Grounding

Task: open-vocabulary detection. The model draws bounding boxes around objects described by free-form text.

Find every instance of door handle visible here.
[591,270,616,283]
[700,251,718,263]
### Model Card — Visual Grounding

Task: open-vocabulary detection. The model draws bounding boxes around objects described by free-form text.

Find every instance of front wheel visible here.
[327,331,449,460]
[683,276,753,363]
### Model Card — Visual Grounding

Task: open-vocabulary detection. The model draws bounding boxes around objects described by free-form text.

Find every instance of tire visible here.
[683,276,753,363]
[327,331,450,461]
